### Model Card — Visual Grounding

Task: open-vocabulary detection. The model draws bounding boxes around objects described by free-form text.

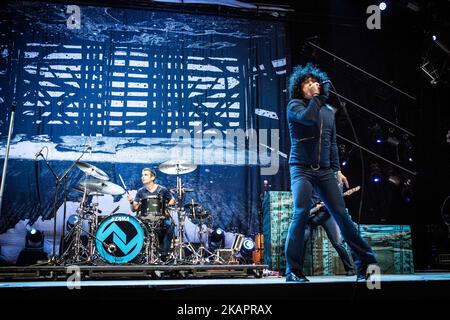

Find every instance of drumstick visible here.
[118,174,130,195]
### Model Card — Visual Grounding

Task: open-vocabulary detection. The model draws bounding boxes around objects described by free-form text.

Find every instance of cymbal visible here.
[159,160,197,175]
[76,161,109,181]
[73,184,104,197]
[78,179,125,196]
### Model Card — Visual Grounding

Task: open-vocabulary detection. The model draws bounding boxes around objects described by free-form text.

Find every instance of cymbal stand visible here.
[171,164,195,264]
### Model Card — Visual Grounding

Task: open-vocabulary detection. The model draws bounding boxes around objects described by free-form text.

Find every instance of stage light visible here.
[66,214,80,232]
[209,227,225,250]
[370,163,382,183]
[402,179,414,203]
[240,238,255,261]
[26,228,43,248]
[379,2,387,11]
[369,124,384,145]
[386,128,400,147]
[339,144,350,167]
[16,228,47,266]
[242,238,255,252]
[421,33,450,86]
[210,228,224,242]
[388,175,401,187]
[401,134,414,164]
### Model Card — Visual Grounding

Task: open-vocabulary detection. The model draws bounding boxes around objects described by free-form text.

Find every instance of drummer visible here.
[127,168,176,261]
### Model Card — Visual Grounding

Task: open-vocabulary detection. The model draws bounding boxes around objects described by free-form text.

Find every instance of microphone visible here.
[320,79,332,85]
[32,147,45,161]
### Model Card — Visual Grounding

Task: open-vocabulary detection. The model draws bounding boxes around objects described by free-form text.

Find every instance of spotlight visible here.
[16,227,47,266]
[209,227,225,250]
[369,124,384,145]
[241,238,255,254]
[66,214,80,232]
[370,163,382,183]
[239,238,255,263]
[432,35,437,41]
[379,2,387,11]
[26,228,44,248]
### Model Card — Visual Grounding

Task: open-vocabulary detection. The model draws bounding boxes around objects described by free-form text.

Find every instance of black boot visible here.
[286,270,310,283]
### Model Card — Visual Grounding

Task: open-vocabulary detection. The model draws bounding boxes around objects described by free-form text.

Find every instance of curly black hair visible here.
[288,63,329,100]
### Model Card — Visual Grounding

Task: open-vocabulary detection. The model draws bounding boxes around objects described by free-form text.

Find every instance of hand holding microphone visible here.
[317,79,332,103]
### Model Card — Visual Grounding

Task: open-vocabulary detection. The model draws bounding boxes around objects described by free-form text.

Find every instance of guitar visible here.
[309,186,361,217]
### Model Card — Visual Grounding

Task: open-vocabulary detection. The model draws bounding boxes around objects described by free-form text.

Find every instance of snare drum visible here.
[95,213,145,264]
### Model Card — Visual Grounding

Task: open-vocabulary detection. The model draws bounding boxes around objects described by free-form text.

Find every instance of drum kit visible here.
[59,159,217,265]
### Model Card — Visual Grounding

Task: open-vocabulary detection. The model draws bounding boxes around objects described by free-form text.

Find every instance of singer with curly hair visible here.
[285,63,377,282]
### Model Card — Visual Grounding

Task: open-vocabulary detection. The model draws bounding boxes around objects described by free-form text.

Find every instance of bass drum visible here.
[95,213,145,264]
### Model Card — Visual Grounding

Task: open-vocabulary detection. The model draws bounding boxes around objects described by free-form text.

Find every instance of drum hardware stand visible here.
[142,220,162,264]
[185,217,215,264]
[170,166,217,264]
[60,202,113,265]
[158,160,200,265]
[180,200,218,264]
[170,164,187,264]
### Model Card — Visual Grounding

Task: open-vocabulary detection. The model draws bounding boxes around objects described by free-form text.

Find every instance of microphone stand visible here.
[328,80,365,231]
[0,102,16,215]
[38,146,90,265]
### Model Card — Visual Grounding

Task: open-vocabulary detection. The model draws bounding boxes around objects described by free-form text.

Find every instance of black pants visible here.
[157,219,174,257]
[143,218,174,257]
[285,166,377,275]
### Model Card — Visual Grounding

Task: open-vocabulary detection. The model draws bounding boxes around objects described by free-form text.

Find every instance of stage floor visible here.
[1,270,450,302]
[1,273,450,288]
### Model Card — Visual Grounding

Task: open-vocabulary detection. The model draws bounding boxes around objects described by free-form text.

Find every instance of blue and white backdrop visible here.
[0,2,290,261]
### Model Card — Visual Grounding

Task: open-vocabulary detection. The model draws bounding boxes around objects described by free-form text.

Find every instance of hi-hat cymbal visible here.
[159,160,197,175]
[76,161,109,181]
[78,179,125,196]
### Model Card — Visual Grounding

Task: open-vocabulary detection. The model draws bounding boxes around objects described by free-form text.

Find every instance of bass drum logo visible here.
[95,214,144,264]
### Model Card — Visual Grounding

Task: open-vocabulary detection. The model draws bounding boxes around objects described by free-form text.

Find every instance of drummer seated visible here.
[128,168,176,259]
